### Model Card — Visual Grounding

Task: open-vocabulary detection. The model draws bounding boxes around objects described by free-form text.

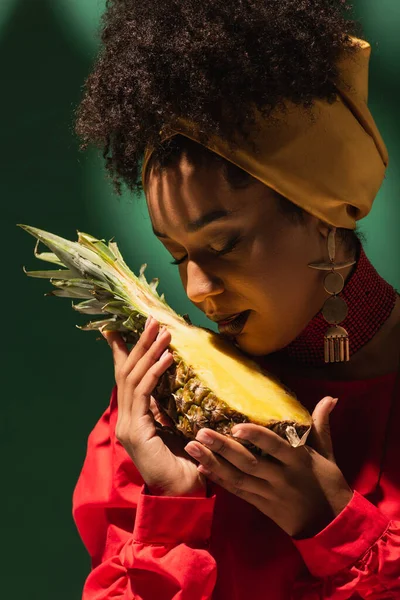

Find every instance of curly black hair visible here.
[76,0,362,198]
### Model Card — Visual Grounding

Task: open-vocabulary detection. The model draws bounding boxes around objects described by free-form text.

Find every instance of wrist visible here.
[145,482,208,498]
[293,487,354,540]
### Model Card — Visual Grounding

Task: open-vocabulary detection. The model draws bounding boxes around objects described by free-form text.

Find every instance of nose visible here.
[184,260,225,304]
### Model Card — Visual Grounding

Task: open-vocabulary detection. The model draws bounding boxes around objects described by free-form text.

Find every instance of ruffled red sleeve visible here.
[72,386,217,600]
[291,490,400,599]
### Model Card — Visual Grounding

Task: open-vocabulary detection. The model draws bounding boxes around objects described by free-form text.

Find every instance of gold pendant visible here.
[322,296,349,324]
[308,260,356,271]
[308,228,354,364]
[324,326,350,363]
[323,272,344,295]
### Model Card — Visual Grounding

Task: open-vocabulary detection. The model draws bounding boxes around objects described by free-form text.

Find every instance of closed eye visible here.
[170,235,242,266]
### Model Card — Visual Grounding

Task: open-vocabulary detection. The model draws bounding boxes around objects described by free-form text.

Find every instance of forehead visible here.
[145,156,244,236]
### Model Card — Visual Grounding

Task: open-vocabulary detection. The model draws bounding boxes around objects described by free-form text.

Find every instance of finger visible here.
[150,396,175,428]
[184,441,272,499]
[230,423,294,463]
[199,465,270,513]
[117,319,167,416]
[309,396,337,462]
[104,319,168,416]
[101,330,129,373]
[123,326,172,409]
[122,317,162,376]
[194,428,282,482]
[198,463,270,515]
[131,345,174,421]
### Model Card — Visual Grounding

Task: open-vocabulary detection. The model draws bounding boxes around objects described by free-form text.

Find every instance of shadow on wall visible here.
[1,1,108,599]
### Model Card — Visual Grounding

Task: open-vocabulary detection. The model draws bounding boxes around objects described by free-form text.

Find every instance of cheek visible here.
[236,260,319,354]
[254,259,318,323]
[251,229,316,298]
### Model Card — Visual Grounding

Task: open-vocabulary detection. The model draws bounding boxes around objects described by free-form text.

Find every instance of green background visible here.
[2,1,399,598]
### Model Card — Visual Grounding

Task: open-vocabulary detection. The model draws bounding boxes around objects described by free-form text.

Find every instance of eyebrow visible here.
[152,208,238,239]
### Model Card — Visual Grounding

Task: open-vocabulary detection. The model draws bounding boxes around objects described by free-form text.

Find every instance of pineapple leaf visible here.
[51,278,97,290]
[92,289,117,302]
[108,240,134,274]
[108,240,124,262]
[72,299,109,315]
[101,300,134,317]
[77,232,120,266]
[18,225,110,281]
[77,317,129,332]
[33,239,68,267]
[49,278,113,295]
[23,267,78,280]
[19,224,186,328]
[122,314,144,330]
[149,278,159,292]
[46,287,94,299]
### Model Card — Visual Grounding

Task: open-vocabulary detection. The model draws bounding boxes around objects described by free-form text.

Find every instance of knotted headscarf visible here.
[142,37,388,230]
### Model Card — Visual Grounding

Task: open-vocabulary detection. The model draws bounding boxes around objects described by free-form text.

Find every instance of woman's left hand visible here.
[184,396,353,538]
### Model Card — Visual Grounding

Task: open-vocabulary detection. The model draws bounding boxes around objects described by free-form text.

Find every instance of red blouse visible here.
[73,368,400,599]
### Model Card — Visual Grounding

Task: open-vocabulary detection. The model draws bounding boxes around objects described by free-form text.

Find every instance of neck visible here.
[260,245,400,381]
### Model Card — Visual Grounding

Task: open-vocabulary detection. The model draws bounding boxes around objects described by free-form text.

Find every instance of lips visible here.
[217,310,250,335]
[207,311,245,324]
[217,313,242,325]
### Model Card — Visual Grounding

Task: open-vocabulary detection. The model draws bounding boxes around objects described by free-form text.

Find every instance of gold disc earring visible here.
[308,229,356,363]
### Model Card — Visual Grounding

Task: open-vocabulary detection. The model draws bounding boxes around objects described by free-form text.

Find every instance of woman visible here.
[72,1,400,598]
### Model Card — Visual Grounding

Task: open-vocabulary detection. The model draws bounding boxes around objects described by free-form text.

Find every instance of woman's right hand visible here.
[102,317,207,498]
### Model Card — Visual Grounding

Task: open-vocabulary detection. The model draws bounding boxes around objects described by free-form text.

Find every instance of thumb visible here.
[309,396,338,461]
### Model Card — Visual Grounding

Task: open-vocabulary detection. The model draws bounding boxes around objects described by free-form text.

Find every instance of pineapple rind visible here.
[154,352,310,453]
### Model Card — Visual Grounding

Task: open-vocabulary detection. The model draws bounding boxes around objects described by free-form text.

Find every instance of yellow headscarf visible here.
[142,37,388,230]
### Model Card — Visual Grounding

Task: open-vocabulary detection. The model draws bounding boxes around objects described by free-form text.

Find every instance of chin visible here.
[233,332,278,357]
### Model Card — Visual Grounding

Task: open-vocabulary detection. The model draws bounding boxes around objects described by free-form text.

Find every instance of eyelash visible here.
[169,236,242,266]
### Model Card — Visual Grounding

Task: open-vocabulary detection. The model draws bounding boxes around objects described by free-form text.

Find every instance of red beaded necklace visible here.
[279,245,398,367]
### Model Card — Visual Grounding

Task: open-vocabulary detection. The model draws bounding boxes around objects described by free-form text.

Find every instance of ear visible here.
[317,220,335,241]
[303,213,333,247]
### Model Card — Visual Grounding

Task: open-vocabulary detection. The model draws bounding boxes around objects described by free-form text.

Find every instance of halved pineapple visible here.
[18,224,312,450]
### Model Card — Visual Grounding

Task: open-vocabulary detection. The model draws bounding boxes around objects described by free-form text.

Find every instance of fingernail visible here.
[145,316,152,330]
[156,326,166,340]
[160,349,170,360]
[231,429,245,439]
[185,443,203,458]
[196,430,214,446]
[329,398,339,413]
